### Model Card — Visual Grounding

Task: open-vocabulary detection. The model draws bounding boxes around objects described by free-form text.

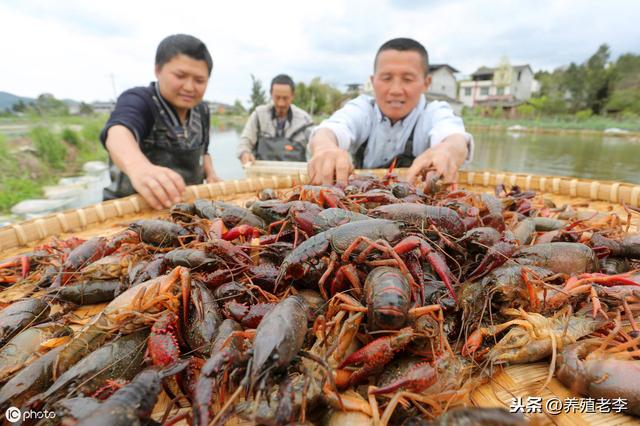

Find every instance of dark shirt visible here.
[275,117,286,138]
[99,84,209,152]
[100,82,210,200]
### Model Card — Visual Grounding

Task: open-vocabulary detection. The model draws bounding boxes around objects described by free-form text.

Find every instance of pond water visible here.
[208,127,245,181]
[463,129,639,184]
[4,125,636,224]
[210,127,640,184]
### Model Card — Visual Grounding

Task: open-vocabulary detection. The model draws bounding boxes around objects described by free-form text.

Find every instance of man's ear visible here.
[423,74,433,92]
[154,65,162,79]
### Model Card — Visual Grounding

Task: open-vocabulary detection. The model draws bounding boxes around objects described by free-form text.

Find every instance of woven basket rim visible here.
[1,169,639,252]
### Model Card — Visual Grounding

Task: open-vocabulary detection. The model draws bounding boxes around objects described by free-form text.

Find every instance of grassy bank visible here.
[211,114,247,129]
[0,116,108,214]
[461,114,640,134]
[213,112,640,135]
[0,113,247,215]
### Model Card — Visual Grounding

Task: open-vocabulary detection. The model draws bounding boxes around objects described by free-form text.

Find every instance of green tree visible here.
[606,53,640,114]
[12,100,28,113]
[584,44,612,114]
[248,74,266,112]
[535,67,568,108]
[232,99,246,114]
[33,93,69,116]
[78,102,94,115]
[294,77,346,115]
[561,62,586,111]
[529,95,567,115]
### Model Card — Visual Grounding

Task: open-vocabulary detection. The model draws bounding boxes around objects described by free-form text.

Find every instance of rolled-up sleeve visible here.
[99,89,154,146]
[427,101,475,163]
[311,95,373,152]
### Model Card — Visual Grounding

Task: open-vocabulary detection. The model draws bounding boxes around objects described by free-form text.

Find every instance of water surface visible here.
[210,127,640,184]
[464,130,639,184]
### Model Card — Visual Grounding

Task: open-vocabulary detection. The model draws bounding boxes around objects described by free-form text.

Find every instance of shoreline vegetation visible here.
[0,112,638,216]
[461,114,640,135]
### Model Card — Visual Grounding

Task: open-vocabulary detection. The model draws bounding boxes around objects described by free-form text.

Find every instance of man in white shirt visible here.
[308,38,473,185]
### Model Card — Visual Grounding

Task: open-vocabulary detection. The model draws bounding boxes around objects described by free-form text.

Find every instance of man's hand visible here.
[307,128,353,185]
[308,147,353,186]
[105,125,186,210]
[128,164,186,210]
[406,134,469,184]
[240,152,255,166]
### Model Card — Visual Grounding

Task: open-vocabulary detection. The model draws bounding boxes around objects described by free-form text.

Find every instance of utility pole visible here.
[109,74,118,101]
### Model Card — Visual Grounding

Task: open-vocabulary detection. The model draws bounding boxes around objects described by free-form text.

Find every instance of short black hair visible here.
[374,38,429,75]
[270,74,295,93]
[155,34,213,75]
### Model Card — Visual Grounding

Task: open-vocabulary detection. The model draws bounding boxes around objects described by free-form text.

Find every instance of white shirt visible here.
[313,94,474,169]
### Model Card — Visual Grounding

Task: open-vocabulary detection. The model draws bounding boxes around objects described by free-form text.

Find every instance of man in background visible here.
[238,74,314,164]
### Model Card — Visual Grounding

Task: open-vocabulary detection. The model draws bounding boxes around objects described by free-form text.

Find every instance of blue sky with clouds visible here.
[1,0,638,104]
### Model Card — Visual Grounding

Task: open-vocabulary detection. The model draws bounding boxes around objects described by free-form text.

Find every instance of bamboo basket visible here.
[1,169,640,425]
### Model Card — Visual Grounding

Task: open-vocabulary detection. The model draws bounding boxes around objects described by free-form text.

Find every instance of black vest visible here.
[353,100,427,169]
[254,108,312,162]
[104,83,208,200]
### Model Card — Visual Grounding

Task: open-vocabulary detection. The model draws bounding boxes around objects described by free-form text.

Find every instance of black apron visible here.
[353,119,419,169]
[104,84,208,200]
[254,112,312,162]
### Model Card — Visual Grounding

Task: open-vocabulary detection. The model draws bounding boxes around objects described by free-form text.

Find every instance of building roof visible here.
[425,92,462,105]
[471,64,533,77]
[430,64,459,73]
[345,83,364,90]
[91,101,116,107]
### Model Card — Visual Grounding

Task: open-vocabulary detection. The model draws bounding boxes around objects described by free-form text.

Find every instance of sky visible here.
[1,0,639,105]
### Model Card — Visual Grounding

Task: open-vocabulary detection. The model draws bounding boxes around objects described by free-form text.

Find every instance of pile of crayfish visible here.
[1,171,640,426]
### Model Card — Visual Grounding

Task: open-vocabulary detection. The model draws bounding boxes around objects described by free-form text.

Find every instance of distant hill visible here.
[0,91,34,110]
[0,91,82,111]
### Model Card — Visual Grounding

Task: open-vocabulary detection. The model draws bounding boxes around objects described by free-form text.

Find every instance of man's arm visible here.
[203,153,221,183]
[105,125,185,209]
[237,111,259,165]
[307,96,372,185]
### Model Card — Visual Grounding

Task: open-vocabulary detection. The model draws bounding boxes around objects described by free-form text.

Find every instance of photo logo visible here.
[5,407,21,423]
[4,407,56,423]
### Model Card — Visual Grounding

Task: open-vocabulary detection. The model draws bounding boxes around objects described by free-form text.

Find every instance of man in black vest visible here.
[100,34,220,209]
[307,38,473,186]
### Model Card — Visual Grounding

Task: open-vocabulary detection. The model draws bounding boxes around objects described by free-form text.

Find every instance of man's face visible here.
[271,84,294,118]
[155,53,209,113]
[372,50,431,123]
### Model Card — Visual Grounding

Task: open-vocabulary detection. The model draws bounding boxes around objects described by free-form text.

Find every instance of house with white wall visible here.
[91,101,116,114]
[458,64,536,108]
[428,64,458,100]
[426,64,463,114]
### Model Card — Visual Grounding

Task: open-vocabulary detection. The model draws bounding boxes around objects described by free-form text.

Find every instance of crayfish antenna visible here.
[273,272,284,294]
[210,384,244,426]
[384,158,398,181]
